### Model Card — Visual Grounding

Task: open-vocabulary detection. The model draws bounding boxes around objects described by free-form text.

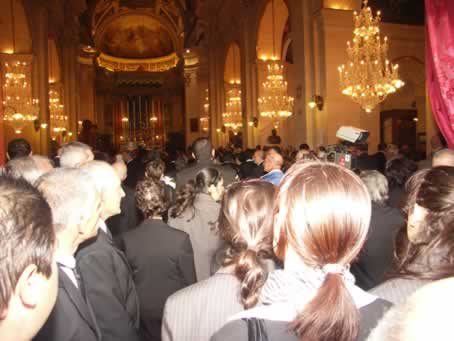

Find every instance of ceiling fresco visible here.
[99,14,174,59]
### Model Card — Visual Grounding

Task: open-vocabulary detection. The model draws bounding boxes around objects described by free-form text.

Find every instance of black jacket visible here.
[34,268,101,341]
[120,219,197,341]
[76,229,142,341]
[107,184,140,239]
[238,161,264,180]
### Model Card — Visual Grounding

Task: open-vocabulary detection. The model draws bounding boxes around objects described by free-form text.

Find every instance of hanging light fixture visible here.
[200,88,210,132]
[223,47,243,132]
[258,0,294,120]
[338,0,404,112]
[49,89,68,141]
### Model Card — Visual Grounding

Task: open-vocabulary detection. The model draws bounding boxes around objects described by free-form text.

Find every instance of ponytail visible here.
[170,180,197,218]
[290,273,359,341]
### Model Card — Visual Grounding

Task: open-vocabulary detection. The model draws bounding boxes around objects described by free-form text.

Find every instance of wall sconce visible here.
[34,119,47,132]
[248,116,259,128]
[308,95,324,111]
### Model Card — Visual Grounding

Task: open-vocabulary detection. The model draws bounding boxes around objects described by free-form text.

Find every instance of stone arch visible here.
[0,0,32,54]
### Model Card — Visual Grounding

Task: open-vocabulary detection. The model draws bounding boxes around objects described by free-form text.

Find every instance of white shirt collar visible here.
[98,219,108,233]
[56,255,76,269]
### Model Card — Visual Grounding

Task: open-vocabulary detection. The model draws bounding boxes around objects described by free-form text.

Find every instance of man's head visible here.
[253,149,265,165]
[433,149,454,167]
[368,278,454,341]
[7,139,31,160]
[191,137,213,161]
[299,143,310,151]
[263,153,284,172]
[36,169,101,250]
[360,170,389,205]
[386,144,400,160]
[112,160,127,182]
[59,142,94,168]
[5,155,54,185]
[0,175,57,340]
[81,161,125,220]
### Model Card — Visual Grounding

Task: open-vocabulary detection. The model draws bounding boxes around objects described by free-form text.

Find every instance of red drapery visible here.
[426,0,454,148]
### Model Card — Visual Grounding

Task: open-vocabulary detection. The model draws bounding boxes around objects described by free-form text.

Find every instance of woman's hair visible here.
[145,159,165,181]
[393,166,454,280]
[170,167,222,218]
[360,170,389,205]
[217,180,275,308]
[136,179,168,219]
[386,157,418,189]
[274,161,371,341]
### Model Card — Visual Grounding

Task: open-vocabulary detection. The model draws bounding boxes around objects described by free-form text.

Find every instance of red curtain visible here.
[426,0,454,148]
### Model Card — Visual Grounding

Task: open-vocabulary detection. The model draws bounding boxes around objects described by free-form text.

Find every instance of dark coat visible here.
[352,203,405,290]
[106,184,139,238]
[34,268,101,341]
[175,160,235,189]
[120,219,197,341]
[238,161,264,180]
[125,158,145,190]
[76,229,142,341]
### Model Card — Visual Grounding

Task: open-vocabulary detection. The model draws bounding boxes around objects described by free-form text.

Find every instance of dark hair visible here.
[299,143,310,151]
[275,162,371,341]
[136,179,168,219]
[218,180,275,308]
[0,175,55,313]
[170,168,222,219]
[393,166,454,280]
[386,158,418,189]
[220,151,234,163]
[145,159,165,181]
[192,137,212,161]
[7,138,31,159]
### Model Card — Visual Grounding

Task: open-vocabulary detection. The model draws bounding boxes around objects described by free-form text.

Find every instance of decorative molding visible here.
[97,52,179,72]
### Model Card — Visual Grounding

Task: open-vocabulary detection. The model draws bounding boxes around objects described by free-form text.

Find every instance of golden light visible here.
[4,49,14,54]
[216,128,221,133]
[248,121,254,127]
[308,101,317,109]
[40,123,48,128]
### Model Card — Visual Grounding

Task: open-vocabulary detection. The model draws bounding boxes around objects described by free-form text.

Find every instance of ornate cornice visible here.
[97,52,179,72]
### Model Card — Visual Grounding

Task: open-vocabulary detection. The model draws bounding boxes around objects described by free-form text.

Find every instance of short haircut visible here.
[191,137,212,161]
[360,170,389,205]
[144,159,165,181]
[36,169,98,234]
[299,143,310,151]
[136,179,168,218]
[59,142,93,168]
[5,156,50,185]
[7,138,31,159]
[80,160,119,196]
[433,148,454,167]
[0,175,55,313]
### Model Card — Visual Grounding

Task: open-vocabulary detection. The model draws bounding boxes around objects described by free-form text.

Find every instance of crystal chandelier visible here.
[200,88,209,132]
[258,0,294,119]
[338,0,404,112]
[49,89,68,140]
[2,61,39,134]
[223,82,243,133]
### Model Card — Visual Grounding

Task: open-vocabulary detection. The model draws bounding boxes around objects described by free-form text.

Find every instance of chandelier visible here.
[200,88,209,132]
[258,0,294,119]
[338,0,404,112]
[49,89,68,140]
[223,82,243,133]
[2,61,39,134]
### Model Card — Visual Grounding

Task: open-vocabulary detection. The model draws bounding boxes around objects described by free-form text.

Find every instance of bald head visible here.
[367,278,454,341]
[264,153,283,172]
[433,149,454,167]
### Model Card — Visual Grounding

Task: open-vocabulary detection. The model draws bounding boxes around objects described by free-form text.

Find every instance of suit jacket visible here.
[76,229,142,341]
[121,219,197,341]
[356,153,378,171]
[125,158,145,189]
[168,193,222,281]
[238,161,264,180]
[351,203,405,290]
[107,184,139,238]
[34,267,101,341]
[261,169,284,185]
[162,267,244,341]
[219,162,238,185]
[175,160,235,189]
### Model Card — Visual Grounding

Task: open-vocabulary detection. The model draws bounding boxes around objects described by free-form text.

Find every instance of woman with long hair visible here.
[212,162,392,341]
[371,166,454,304]
[168,167,224,281]
[162,180,277,341]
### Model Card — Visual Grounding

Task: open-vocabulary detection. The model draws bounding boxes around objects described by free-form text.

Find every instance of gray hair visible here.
[5,155,53,185]
[80,160,120,196]
[360,170,389,204]
[59,141,93,168]
[36,168,98,234]
[433,148,454,167]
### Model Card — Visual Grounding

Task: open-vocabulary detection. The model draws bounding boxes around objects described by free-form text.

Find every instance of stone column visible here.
[62,41,80,140]
[184,57,200,147]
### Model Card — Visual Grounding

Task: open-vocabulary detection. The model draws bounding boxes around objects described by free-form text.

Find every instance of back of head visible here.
[136,179,167,219]
[367,278,454,341]
[5,156,50,185]
[144,159,165,181]
[432,148,454,167]
[112,160,127,182]
[36,168,98,235]
[299,143,310,151]
[192,137,212,161]
[59,141,94,168]
[7,138,31,160]
[218,180,275,308]
[274,161,371,341]
[195,167,222,193]
[360,170,389,205]
[0,175,54,319]
[80,160,119,194]
[385,157,417,189]
[266,152,284,170]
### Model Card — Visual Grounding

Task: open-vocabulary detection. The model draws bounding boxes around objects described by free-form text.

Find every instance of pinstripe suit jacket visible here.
[161,267,244,341]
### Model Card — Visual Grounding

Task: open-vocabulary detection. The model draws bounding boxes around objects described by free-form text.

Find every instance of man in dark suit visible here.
[34,169,103,341]
[120,179,197,341]
[124,147,146,190]
[356,143,378,171]
[238,149,264,180]
[176,137,235,189]
[78,161,142,341]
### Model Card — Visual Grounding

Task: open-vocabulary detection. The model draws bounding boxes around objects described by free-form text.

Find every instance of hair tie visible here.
[322,263,347,275]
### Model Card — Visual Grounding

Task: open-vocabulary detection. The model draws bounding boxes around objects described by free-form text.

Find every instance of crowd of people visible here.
[1,134,454,341]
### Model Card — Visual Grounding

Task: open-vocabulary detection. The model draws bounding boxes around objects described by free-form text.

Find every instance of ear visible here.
[6,152,10,160]
[211,149,215,159]
[17,264,40,309]
[192,152,196,159]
